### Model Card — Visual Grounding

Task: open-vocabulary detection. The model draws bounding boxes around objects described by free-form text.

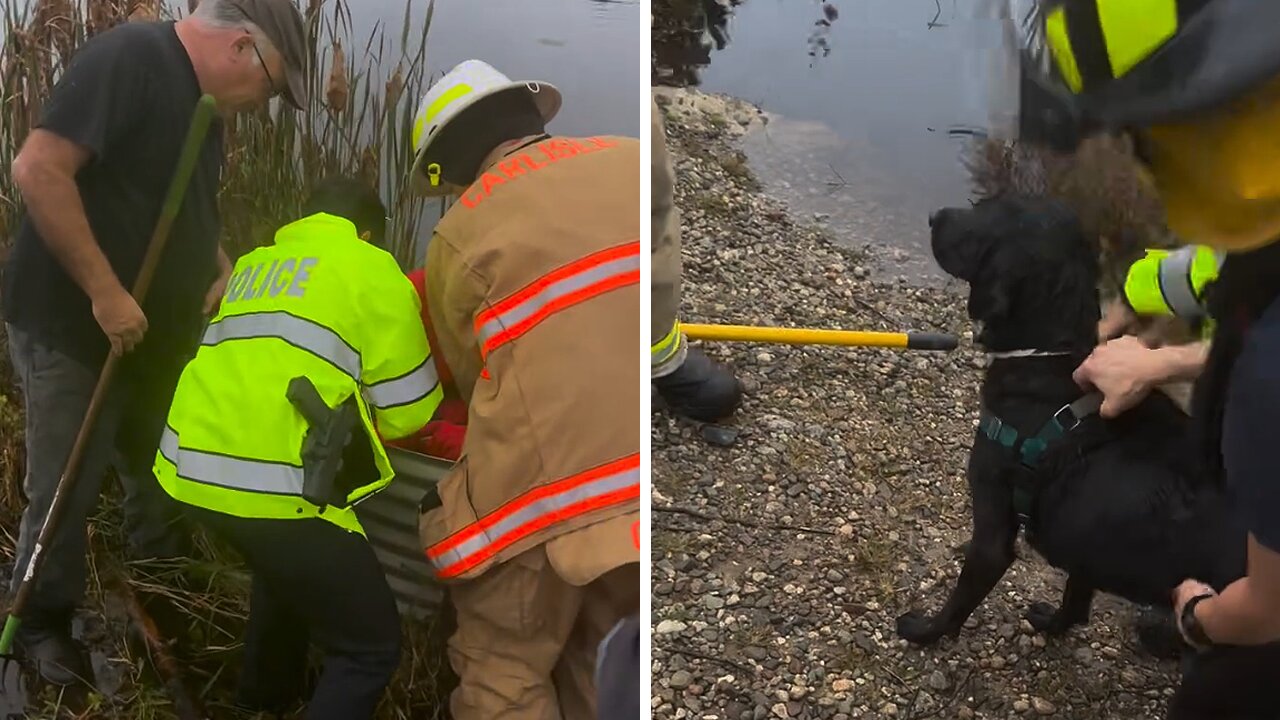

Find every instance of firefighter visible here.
[407,59,641,719]
[1016,2,1280,715]
[650,92,744,422]
[153,176,443,719]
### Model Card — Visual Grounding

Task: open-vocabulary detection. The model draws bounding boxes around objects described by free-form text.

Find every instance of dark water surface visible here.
[360,0,641,139]
[658,0,995,281]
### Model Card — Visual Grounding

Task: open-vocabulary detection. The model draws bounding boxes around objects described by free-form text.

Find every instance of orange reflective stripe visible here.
[426,453,640,579]
[473,241,640,357]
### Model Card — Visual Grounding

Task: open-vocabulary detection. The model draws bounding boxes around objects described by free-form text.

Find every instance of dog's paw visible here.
[1025,602,1071,635]
[895,610,948,645]
[1134,609,1184,660]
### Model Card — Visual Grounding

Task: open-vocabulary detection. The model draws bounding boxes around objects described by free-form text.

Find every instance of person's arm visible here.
[1072,337,1208,417]
[424,235,486,404]
[1178,536,1280,646]
[1175,336,1280,646]
[203,244,234,315]
[360,253,444,440]
[12,30,152,356]
[11,133,140,326]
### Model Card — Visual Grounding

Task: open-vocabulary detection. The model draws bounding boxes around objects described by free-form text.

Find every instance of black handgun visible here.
[286,376,362,511]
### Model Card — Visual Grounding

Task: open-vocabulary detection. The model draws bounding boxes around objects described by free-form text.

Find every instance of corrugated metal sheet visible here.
[355,446,452,620]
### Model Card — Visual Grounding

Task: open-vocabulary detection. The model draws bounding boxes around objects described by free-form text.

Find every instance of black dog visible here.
[895,194,1246,650]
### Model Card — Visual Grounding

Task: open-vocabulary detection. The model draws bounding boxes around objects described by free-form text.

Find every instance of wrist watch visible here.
[1180,593,1215,650]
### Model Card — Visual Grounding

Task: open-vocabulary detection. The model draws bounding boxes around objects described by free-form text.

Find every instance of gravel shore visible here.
[650,88,1180,720]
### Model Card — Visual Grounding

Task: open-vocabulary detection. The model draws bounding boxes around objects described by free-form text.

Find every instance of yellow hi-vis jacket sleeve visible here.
[358,253,444,440]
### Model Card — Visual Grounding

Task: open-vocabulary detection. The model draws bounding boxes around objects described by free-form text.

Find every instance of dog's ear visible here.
[967,270,1013,324]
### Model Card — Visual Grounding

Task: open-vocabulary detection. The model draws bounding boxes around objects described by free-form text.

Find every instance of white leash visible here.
[986,348,1074,359]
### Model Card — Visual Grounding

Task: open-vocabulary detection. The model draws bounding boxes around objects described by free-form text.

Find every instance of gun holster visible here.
[286,376,365,511]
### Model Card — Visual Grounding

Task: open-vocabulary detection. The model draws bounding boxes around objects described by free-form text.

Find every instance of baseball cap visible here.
[228,0,309,110]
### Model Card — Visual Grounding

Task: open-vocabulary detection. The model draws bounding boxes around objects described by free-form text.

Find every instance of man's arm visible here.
[360,254,444,440]
[11,133,111,298]
[14,28,154,356]
[12,131,146,356]
[203,244,234,315]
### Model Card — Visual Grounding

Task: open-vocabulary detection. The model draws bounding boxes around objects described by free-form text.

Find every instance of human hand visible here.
[1173,578,1217,647]
[92,284,148,356]
[1097,299,1137,341]
[1072,336,1160,417]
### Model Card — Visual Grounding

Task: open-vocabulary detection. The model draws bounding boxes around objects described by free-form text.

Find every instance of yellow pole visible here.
[680,323,959,351]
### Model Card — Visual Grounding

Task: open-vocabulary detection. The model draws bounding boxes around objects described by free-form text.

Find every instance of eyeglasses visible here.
[249,34,281,99]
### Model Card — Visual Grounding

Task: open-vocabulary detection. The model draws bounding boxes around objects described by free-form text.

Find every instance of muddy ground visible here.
[649,88,1181,720]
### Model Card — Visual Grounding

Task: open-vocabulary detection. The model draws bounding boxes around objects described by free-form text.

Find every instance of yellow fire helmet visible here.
[1026,0,1280,148]
[409,59,561,196]
[1022,0,1280,252]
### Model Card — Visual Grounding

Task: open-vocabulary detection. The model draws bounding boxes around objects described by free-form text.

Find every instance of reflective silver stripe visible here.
[365,359,441,409]
[429,466,640,572]
[159,426,305,496]
[1158,246,1205,319]
[475,254,640,347]
[203,311,362,380]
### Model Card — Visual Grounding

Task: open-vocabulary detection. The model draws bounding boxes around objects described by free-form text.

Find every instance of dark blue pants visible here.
[1167,642,1280,719]
[189,509,402,720]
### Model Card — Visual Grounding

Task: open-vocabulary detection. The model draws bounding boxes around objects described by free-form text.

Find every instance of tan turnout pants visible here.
[447,545,639,719]
[651,93,686,378]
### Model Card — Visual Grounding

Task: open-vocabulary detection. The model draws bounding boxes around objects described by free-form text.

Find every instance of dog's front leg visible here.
[1026,573,1095,635]
[896,460,1019,645]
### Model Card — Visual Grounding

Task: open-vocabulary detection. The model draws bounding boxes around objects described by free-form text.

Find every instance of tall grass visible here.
[0,1,454,716]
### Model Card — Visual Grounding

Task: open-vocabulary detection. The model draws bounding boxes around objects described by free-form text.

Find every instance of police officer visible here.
[651,92,743,422]
[154,177,443,719]
[1018,2,1280,715]
[1077,244,1218,417]
[407,60,641,719]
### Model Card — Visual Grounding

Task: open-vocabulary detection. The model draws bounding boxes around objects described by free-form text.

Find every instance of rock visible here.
[789,684,808,700]
[881,702,898,717]
[1014,699,1031,713]
[771,703,789,719]
[702,424,740,447]
[706,595,726,610]
[656,620,687,635]
[927,670,949,691]
[832,678,855,693]
[1032,697,1056,715]
[670,671,693,690]
[957,708,975,720]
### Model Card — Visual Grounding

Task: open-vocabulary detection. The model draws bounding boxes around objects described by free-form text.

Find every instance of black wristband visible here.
[1181,593,1215,649]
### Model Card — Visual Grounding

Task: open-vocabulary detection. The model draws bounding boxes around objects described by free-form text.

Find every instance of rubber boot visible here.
[15,609,88,687]
[653,347,743,422]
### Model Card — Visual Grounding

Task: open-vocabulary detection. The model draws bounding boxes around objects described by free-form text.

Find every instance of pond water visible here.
[358,0,641,140]
[656,0,1001,282]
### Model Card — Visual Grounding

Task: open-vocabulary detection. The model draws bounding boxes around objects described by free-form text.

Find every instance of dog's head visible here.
[930,194,1101,353]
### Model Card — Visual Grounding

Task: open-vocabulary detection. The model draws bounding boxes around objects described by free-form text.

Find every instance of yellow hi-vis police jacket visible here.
[1123,244,1222,321]
[154,212,444,536]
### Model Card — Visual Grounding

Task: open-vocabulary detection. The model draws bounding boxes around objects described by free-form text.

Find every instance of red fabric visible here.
[383,269,468,461]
